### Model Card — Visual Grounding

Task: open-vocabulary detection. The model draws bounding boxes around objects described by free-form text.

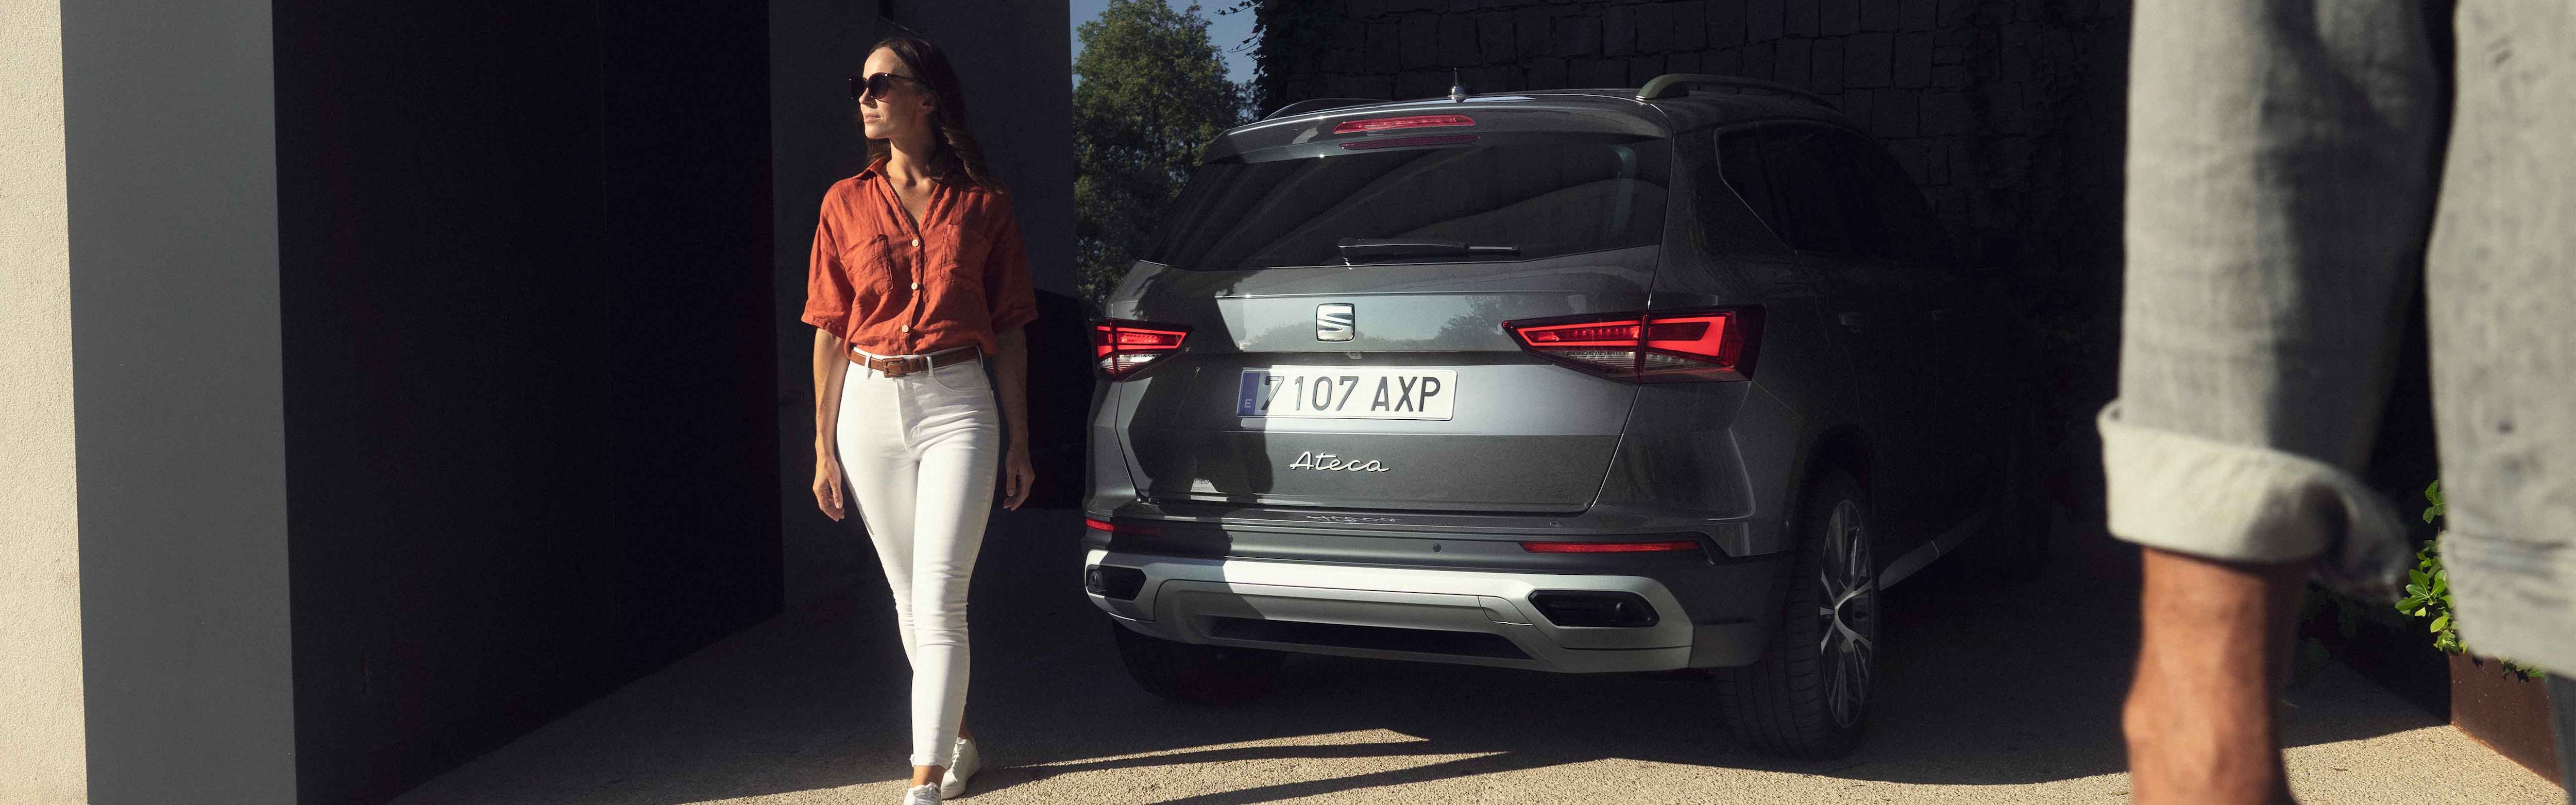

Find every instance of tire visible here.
[1715,470,1878,759]
[1110,621,1283,706]
[1962,402,2050,585]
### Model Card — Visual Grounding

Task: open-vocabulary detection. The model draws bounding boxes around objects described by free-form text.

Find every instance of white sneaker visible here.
[903,782,940,804]
[940,737,979,798]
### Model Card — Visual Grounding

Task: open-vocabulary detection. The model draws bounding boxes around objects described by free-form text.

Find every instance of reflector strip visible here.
[1519,540,1701,553]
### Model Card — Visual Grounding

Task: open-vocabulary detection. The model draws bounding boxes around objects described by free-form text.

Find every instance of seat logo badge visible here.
[1290,451,1388,472]
[1317,303,1354,341]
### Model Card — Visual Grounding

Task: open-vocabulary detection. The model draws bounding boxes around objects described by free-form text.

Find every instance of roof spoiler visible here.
[1263,97,1389,121]
[1635,74,1832,108]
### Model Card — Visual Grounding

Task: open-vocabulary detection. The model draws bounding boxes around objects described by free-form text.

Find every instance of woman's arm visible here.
[812,328,853,521]
[977,195,1040,510]
[802,189,859,522]
[994,326,1033,509]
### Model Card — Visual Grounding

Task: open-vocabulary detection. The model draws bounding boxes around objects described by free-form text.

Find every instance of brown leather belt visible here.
[850,345,979,378]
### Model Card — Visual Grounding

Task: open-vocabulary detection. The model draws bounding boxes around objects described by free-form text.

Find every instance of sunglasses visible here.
[847,72,927,101]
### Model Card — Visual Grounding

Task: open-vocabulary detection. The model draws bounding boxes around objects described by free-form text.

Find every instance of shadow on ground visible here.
[392,507,2461,804]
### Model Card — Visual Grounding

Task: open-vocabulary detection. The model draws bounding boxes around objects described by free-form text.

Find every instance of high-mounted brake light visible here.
[1092,319,1190,380]
[1504,307,1763,382]
[1520,540,1702,553]
[1332,114,1474,134]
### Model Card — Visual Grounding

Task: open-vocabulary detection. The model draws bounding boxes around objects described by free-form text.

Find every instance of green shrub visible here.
[2397,481,2544,678]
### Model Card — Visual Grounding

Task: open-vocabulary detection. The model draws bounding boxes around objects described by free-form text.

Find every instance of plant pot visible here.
[2449,653,2562,785]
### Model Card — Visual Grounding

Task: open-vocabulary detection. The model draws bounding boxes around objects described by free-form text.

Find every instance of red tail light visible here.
[1520,540,1702,553]
[1504,307,1762,382]
[1084,517,1162,536]
[1332,114,1473,134]
[1092,319,1190,380]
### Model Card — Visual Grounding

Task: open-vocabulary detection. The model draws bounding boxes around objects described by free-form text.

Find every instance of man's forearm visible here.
[2124,546,2308,804]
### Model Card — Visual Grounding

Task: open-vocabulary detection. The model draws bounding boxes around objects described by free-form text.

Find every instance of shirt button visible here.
[899,324,910,333]
[910,238,921,247]
[910,281,920,290]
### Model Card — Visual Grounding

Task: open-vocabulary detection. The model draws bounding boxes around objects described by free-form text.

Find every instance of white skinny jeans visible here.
[836,350,998,767]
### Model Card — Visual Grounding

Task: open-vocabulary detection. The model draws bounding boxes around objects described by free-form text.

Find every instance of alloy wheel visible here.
[1815,498,1877,728]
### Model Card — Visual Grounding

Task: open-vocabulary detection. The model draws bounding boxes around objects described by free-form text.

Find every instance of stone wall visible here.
[1255,0,2133,507]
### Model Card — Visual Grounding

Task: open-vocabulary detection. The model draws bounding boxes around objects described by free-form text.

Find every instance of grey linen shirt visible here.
[2108,0,2573,674]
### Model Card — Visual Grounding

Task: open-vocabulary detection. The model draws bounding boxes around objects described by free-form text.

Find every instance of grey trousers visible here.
[2557,675,2574,803]
[2106,1,2575,674]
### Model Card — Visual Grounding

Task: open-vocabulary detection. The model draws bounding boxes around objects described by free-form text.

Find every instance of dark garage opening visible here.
[270,5,782,802]
[206,3,1072,802]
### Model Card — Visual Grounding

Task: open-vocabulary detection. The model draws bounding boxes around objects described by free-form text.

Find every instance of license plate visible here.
[1236,367,1456,420]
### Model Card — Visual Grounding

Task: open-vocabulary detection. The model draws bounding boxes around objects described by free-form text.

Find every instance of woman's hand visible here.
[810,329,852,522]
[992,328,1036,510]
[814,451,848,521]
[1003,443,1035,510]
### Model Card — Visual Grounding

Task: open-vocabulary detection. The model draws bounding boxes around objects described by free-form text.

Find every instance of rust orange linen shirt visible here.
[802,159,1038,357]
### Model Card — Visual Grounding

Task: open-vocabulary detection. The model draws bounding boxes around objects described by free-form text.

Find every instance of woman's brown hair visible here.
[862,35,1004,193]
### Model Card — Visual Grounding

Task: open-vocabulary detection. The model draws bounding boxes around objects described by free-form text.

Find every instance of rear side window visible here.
[1841,135,1955,269]
[1717,126,1953,269]
[1147,138,1670,271]
[1745,128,1854,254]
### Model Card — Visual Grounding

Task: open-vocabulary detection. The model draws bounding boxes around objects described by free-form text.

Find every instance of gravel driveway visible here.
[394,509,2561,804]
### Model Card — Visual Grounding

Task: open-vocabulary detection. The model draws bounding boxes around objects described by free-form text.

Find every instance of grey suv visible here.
[1078,75,2045,758]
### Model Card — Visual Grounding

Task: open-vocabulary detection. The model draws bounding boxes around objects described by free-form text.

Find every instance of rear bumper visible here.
[1083,528,1788,672]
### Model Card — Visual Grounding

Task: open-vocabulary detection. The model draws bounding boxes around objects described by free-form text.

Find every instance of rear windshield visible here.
[1146,136,1670,271]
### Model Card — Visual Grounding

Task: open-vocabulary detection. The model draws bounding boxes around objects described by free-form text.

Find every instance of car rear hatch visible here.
[1104,101,1676,513]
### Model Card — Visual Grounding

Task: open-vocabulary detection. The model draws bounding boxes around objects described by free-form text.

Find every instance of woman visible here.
[803,35,1038,804]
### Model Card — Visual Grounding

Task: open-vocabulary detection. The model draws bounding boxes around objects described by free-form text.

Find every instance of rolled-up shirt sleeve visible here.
[802,208,852,336]
[2105,0,2443,588]
[981,197,1039,337]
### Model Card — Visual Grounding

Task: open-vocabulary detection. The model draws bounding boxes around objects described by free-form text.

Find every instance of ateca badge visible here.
[1289,451,1389,472]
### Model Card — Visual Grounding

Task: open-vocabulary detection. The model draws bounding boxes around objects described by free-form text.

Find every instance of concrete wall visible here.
[913,0,1078,301]
[61,0,300,801]
[771,0,1076,604]
[925,0,1092,512]
[0,1,87,801]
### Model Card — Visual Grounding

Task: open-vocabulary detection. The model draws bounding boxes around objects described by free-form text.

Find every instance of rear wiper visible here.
[1335,237,1520,264]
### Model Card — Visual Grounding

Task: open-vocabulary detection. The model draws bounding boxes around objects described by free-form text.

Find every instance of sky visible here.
[1069,0,1259,85]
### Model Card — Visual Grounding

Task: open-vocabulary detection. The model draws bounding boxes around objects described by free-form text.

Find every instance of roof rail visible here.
[1635,74,1832,108]
[1263,97,1390,121]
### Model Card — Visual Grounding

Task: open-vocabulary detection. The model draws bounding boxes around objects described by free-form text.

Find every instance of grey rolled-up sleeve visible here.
[2105,0,2446,592]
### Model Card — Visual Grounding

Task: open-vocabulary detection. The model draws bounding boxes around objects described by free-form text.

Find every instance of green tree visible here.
[1074,0,1248,310]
